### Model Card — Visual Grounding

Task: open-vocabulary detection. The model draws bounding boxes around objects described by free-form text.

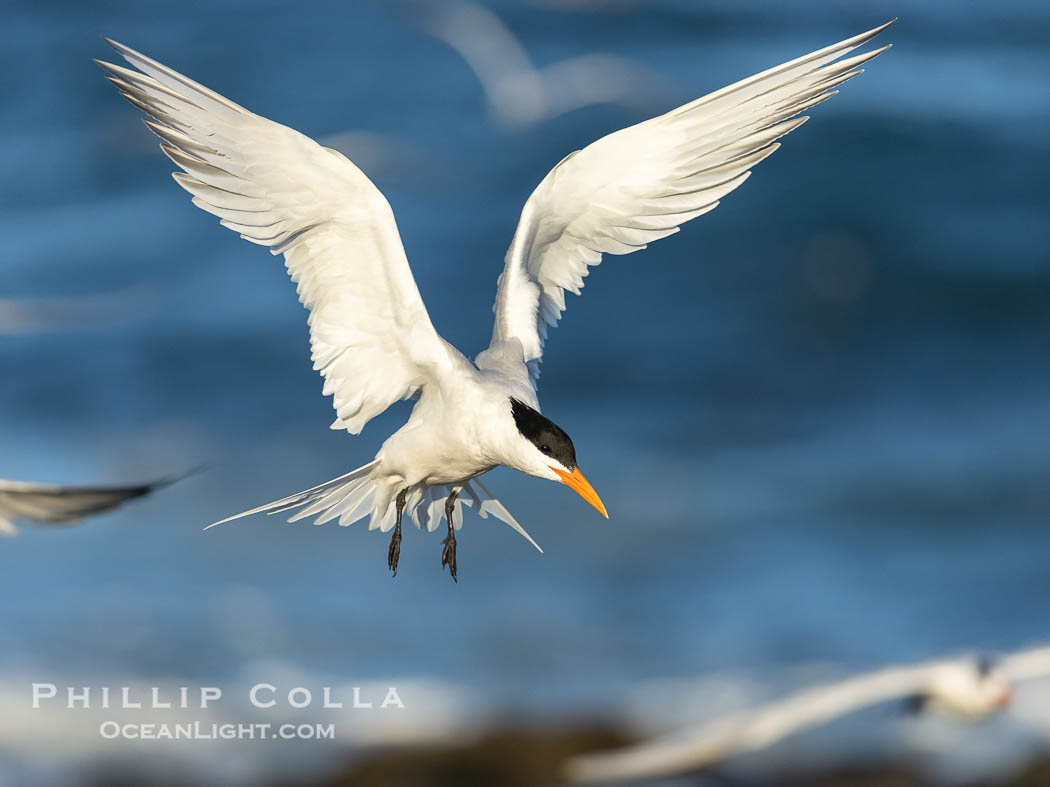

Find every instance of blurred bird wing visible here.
[539,54,669,117]
[414,0,538,100]
[723,663,941,753]
[999,646,1050,682]
[98,41,455,435]
[566,660,941,784]
[0,478,157,526]
[480,21,892,388]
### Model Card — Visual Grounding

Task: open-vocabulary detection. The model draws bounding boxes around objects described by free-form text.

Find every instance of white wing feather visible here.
[999,646,1050,682]
[566,657,964,784]
[97,41,454,434]
[479,21,893,386]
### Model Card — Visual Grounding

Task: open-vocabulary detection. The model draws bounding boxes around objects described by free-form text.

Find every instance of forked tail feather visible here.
[204,461,541,552]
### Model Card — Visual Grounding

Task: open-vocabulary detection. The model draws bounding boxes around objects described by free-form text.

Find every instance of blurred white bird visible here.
[97,21,891,580]
[565,648,1050,784]
[0,477,163,535]
[0,286,154,336]
[409,0,670,126]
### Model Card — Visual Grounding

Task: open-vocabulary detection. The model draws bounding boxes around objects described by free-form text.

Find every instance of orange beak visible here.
[996,685,1013,709]
[551,466,608,518]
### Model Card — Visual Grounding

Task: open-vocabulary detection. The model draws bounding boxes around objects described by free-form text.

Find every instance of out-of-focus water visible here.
[1,0,1048,781]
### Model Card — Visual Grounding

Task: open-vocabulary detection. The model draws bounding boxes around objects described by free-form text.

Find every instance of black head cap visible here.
[510,398,576,470]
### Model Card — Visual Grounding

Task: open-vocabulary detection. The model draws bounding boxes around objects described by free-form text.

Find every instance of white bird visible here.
[0,477,162,535]
[0,286,154,336]
[96,21,891,581]
[564,649,1050,784]
[409,0,671,127]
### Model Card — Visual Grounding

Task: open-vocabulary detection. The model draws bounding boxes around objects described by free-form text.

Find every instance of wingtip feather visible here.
[855,18,896,44]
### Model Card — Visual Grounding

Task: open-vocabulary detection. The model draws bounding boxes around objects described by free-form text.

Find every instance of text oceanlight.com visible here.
[98,721,336,741]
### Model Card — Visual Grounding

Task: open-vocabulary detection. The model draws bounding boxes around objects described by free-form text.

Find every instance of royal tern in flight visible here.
[410,0,669,127]
[97,21,891,580]
[0,477,163,535]
[564,648,1050,783]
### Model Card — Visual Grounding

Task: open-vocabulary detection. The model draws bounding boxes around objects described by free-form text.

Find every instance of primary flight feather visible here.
[97,21,892,580]
[0,477,163,535]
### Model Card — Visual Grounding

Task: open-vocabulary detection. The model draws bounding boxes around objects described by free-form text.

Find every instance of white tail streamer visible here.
[204,462,541,552]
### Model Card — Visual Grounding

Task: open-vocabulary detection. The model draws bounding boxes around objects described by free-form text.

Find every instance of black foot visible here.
[388,524,401,576]
[388,489,407,578]
[442,489,459,583]
[441,532,457,583]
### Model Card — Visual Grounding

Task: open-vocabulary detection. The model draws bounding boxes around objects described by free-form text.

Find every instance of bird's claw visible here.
[389,490,407,578]
[388,529,401,577]
[441,533,457,583]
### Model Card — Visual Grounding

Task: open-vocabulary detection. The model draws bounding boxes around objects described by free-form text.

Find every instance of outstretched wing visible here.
[98,41,455,434]
[479,22,892,387]
[0,477,160,534]
[999,646,1050,682]
[566,659,947,784]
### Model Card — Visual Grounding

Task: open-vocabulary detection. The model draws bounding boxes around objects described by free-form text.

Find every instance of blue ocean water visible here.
[0,0,1048,779]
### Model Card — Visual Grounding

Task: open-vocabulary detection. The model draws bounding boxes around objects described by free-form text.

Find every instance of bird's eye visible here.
[539,444,551,454]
